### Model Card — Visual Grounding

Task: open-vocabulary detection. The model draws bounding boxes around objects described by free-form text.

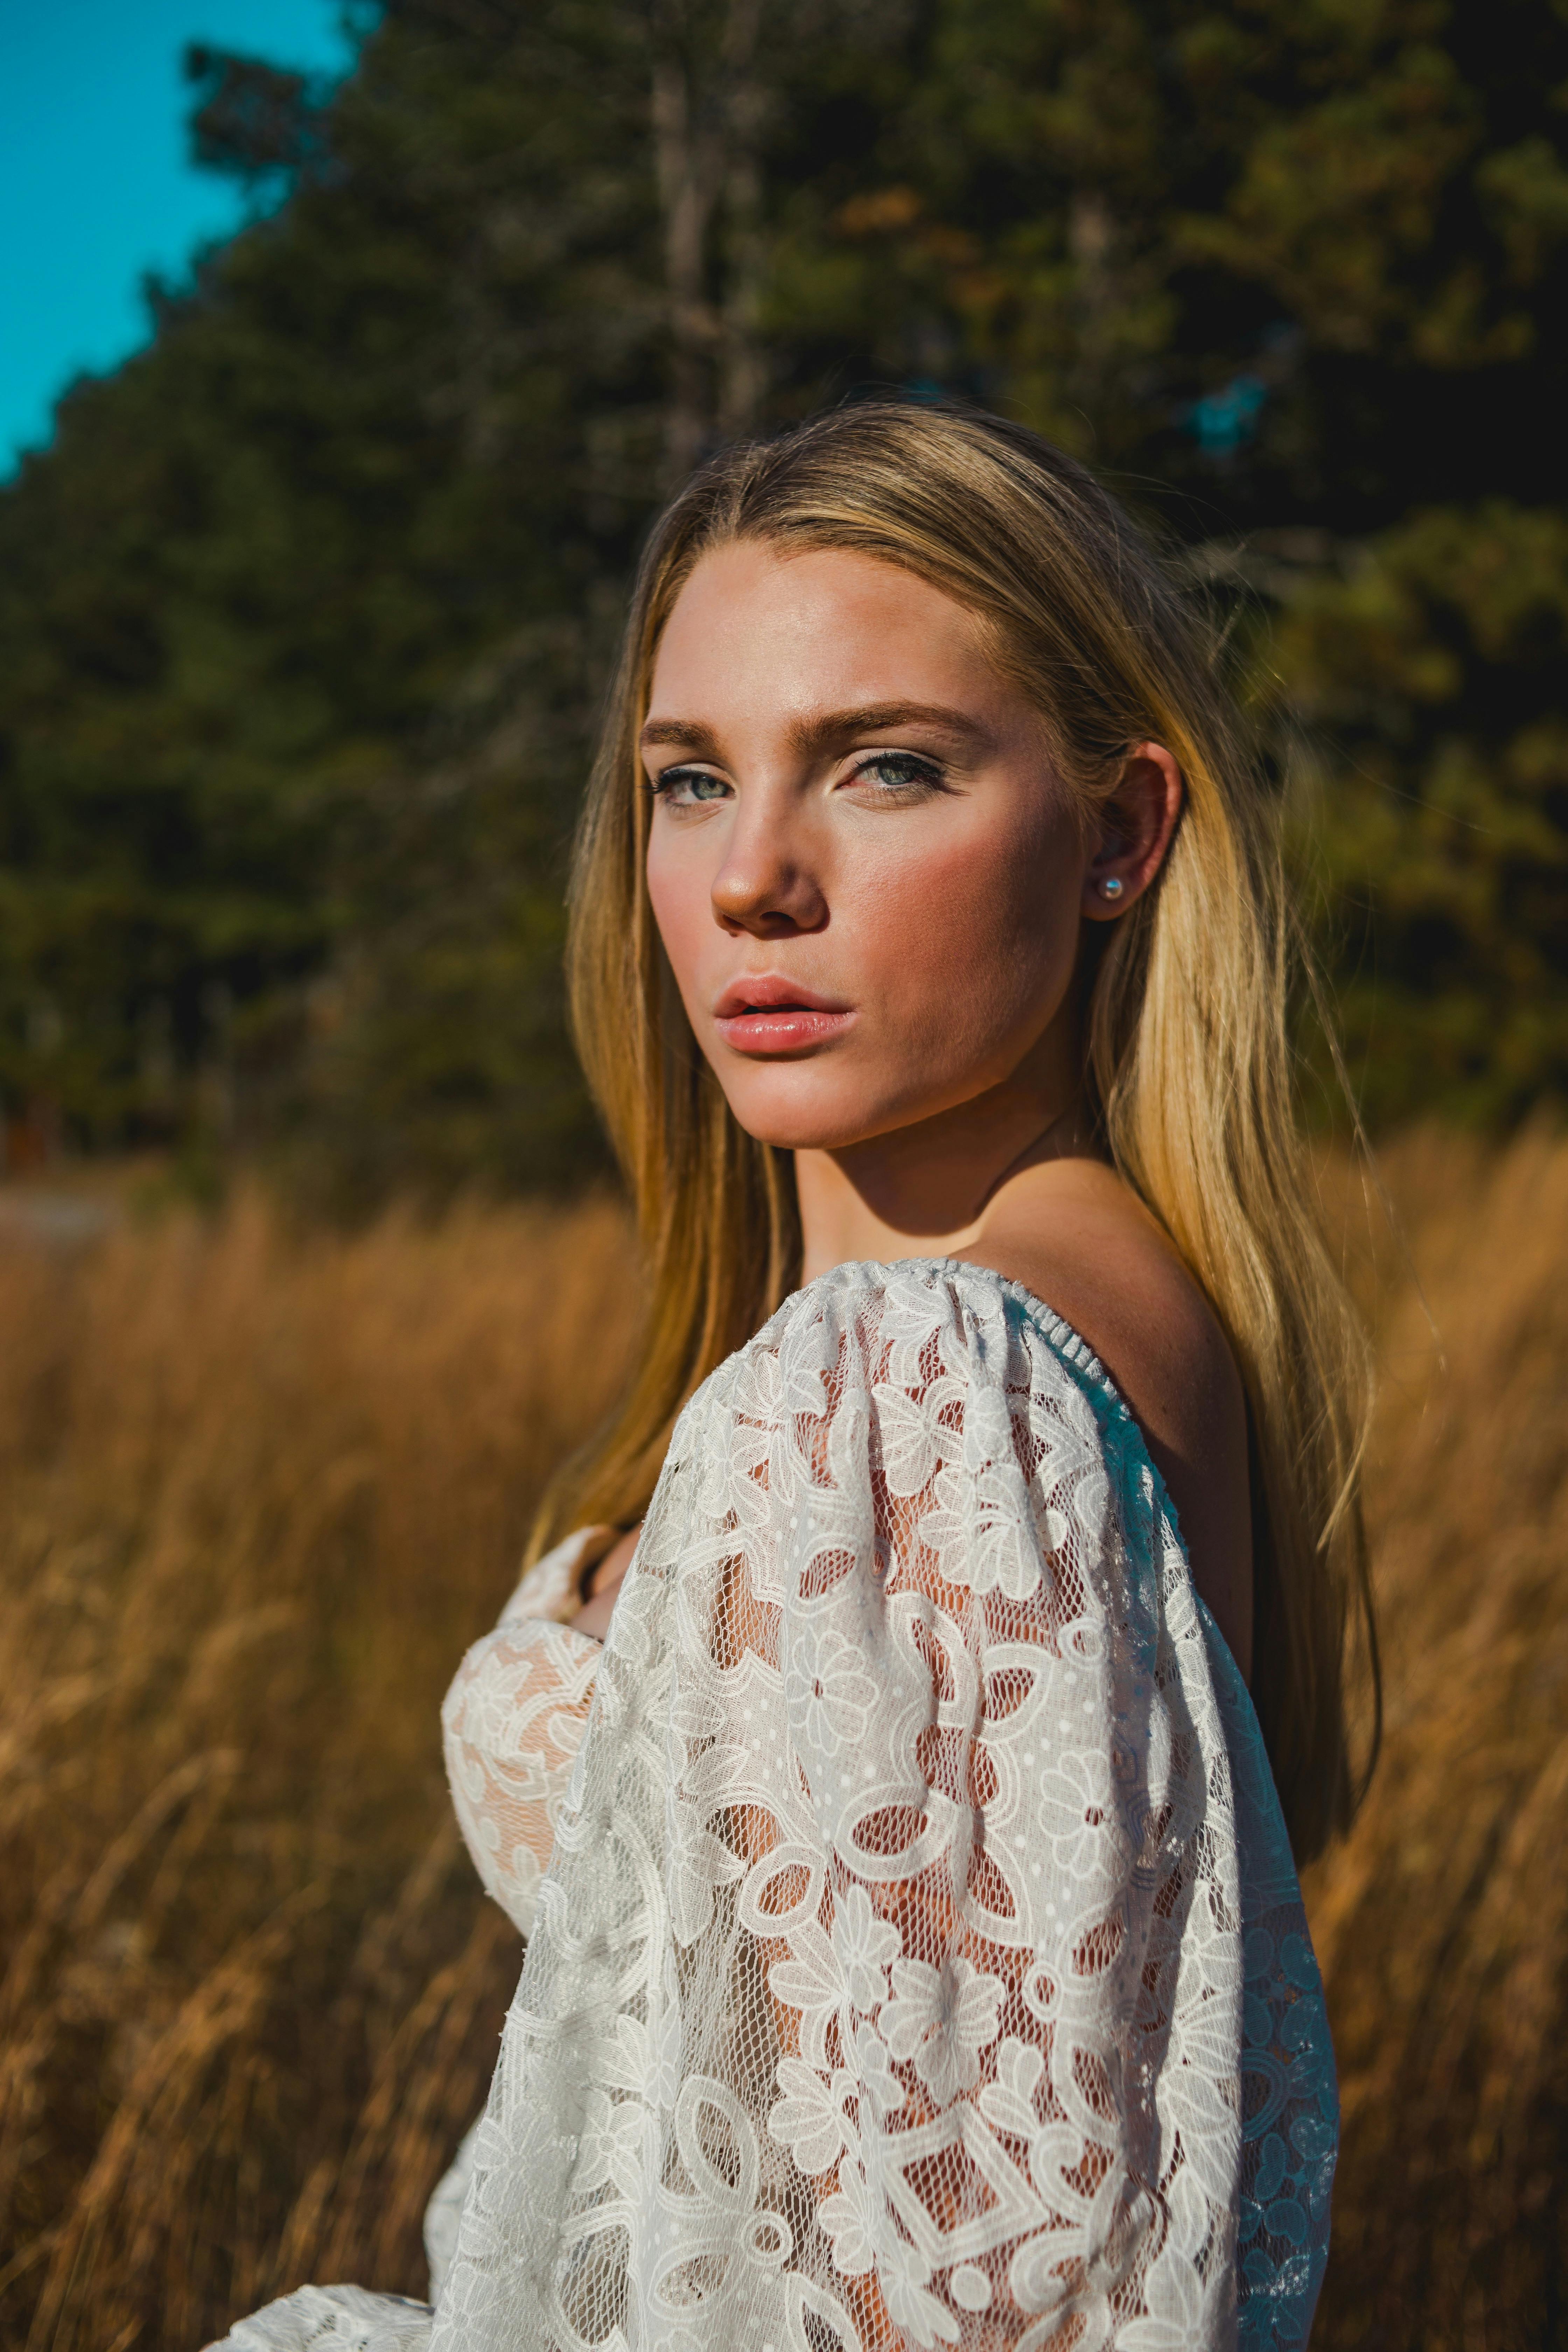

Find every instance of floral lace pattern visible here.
[212,2285,433,2348]
[442,1529,602,1937]
[432,1261,1336,2350]
[208,1260,1335,2352]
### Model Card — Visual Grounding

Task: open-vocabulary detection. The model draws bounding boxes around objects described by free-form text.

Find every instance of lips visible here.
[712,974,855,1056]
[713,975,845,1018]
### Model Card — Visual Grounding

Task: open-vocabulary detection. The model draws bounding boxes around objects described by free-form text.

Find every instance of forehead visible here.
[648,541,1003,716]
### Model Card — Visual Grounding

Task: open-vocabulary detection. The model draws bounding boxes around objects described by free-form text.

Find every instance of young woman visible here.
[214,403,1374,2352]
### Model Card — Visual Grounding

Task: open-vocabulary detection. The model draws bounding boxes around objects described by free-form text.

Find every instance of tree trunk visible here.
[650,36,719,486]
[650,0,769,486]
[718,0,767,440]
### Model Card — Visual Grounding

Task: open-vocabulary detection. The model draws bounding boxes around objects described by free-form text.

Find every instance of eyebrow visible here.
[638,701,990,761]
[639,717,724,758]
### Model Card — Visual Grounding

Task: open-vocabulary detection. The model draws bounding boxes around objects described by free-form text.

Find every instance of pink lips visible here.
[712,975,855,1055]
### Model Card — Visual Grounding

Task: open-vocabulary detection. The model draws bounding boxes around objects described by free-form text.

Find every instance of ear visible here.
[1082,742,1184,922]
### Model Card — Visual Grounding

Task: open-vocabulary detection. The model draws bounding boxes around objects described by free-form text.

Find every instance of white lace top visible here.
[210,1259,1336,2352]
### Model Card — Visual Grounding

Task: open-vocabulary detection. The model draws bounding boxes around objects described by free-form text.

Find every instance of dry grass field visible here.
[0,1134,1564,2350]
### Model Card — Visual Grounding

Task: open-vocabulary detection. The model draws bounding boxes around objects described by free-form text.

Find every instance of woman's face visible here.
[642,540,1105,1154]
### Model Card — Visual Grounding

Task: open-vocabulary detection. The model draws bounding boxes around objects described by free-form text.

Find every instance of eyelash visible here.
[647,751,946,804]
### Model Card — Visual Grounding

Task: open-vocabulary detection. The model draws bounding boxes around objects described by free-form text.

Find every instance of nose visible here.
[709,797,827,938]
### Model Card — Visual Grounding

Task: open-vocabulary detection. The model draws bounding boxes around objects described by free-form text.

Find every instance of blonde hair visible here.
[536,400,1377,1862]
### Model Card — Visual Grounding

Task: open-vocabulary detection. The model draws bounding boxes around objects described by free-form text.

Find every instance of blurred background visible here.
[0,2,1564,2346]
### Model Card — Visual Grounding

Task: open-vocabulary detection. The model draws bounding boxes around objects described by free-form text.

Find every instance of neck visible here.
[794,1033,1097,1284]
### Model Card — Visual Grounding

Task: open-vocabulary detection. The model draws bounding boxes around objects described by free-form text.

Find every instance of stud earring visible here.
[1100,876,1125,901]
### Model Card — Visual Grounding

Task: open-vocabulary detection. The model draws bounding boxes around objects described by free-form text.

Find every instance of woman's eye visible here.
[651,766,731,806]
[850,751,945,795]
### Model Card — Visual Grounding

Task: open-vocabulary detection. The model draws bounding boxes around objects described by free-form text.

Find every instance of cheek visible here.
[860,806,1083,1043]
[646,834,711,997]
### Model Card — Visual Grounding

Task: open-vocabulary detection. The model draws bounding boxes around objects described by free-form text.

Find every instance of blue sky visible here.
[0,0,358,474]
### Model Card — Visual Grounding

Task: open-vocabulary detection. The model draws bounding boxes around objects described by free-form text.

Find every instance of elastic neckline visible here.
[800,1252,1195,1574]
[810,1252,1125,1412]
[917,1254,1124,1403]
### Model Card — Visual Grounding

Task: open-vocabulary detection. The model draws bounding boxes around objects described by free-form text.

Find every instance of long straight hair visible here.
[534,401,1377,1862]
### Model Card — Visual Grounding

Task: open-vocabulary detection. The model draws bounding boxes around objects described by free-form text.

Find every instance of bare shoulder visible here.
[953,1158,1254,1675]
[965,1159,1246,1461]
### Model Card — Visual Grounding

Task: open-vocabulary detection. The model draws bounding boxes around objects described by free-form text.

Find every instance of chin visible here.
[717,1070,925,1154]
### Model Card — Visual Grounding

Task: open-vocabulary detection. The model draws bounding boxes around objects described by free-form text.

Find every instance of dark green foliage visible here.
[185,44,330,186]
[1,0,1564,1191]
[0,0,671,1190]
[1276,505,1568,1124]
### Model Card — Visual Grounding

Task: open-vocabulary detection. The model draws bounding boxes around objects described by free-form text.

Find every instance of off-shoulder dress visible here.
[208,1258,1337,2352]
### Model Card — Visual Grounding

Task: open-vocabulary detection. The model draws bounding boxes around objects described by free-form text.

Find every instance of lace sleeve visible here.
[431,1261,1335,2352]
[202,2284,432,2350]
[441,1531,603,1938]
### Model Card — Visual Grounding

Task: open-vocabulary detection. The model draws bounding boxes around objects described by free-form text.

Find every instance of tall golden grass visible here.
[0,1190,640,2351]
[0,1135,1564,2348]
[1307,1128,1568,2345]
